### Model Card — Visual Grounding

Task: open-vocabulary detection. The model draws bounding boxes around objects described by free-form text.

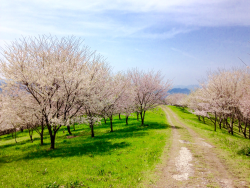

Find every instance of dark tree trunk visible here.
[249,123,250,139]
[140,111,146,125]
[214,112,217,131]
[110,115,113,132]
[126,116,129,125]
[219,116,222,129]
[90,117,95,137]
[14,129,17,143]
[225,117,229,129]
[47,124,58,149]
[238,120,242,133]
[20,128,23,132]
[40,127,44,145]
[88,113,95,138]
[119,113,121,120]
[67,126,72,135]
[104,117,107,124]
[242,121,247,138]
[91,124,94,137]
[230,116,234,135]
[50,134,56,149]
[202,116,205,123]
[29,129,33,142]
[197,115,201,121]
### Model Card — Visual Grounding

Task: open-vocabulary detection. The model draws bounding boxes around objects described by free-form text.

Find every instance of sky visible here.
[1,0,250,86]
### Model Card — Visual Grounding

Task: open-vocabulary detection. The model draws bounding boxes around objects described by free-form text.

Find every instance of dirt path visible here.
[153,106,235,188]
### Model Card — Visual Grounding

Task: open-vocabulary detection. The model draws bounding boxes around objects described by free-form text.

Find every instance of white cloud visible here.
[12,0,250,27]
[140,27,198,39]
[1,0,250,43]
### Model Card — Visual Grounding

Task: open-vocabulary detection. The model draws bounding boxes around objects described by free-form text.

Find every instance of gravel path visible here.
[153,106,235,188]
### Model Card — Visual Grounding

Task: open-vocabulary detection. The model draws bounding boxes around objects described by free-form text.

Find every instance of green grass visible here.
[0,107,171,188]
[168,105,250,185]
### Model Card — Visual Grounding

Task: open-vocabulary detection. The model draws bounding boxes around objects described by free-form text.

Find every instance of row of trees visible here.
[168,69,250,139]
[0,35,171,149]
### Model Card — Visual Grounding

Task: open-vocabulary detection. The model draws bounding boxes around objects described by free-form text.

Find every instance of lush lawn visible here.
[0,107,171,188]
[169,105,250,185]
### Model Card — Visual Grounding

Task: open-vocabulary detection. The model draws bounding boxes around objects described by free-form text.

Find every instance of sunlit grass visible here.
[0,107,171,188]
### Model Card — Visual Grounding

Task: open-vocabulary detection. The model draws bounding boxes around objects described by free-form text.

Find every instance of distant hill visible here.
[174,85,199,91]
[169,88,190,95]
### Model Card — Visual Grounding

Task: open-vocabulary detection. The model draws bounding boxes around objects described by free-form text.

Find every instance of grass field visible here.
[168,105,250,185]
[0,107,171,188]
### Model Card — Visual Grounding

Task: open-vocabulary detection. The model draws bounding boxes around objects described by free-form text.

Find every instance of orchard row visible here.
[0,35,171,149]
[167,69,250,139]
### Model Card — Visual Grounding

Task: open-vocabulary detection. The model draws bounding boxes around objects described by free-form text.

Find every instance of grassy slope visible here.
[0,107,171,188]
[169,105,250,185]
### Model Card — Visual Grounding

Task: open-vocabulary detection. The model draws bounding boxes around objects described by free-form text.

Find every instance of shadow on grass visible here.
[0,136,51,149]
[0,121,170,163]
[237,146,250,156]
[175,107,192,115]
[23,140,130,160]
[0,140,130,164]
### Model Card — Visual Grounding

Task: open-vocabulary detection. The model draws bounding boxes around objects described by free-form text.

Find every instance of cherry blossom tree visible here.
[128,69,172,125]
[188,69,249,137]
[79,61,111,137]
[0,86,31,143]
[0,35,107,149]
[99,73,132,131]
[166,93,188,107]
[120,80,136,125]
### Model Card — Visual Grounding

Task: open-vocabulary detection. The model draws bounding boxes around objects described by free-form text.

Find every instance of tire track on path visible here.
[153,106,235,188]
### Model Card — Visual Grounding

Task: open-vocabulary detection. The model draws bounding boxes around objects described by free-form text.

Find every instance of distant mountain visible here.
[174,85,199,91]
[169,88,191,95]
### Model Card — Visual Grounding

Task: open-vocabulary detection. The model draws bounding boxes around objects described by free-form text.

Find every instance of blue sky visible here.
[1,0,250,86]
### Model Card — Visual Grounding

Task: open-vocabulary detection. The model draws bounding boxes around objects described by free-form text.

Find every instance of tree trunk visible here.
[90,119,94,137]
[41,128,44,145]
[110,115,113,132]
[119,113,121,120]
[249,123,250,139]
[20,128,23,132]
[29,129,33,142]
[14,129,17,143]
[225,118,229,129]
[242,121,247,138]
[67,126,72,135]
[47,124,57,149]
[230,116,234,135]
[104,117,107,124]
[219,116,222,129]
[91,124,94,137]
[197,115,201,121]
[126,116,129,125]
[202,116,205,123]
[141,111,146,125]
[238,120,242,133]
[50,134,56,149]
[214,112,217,131]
